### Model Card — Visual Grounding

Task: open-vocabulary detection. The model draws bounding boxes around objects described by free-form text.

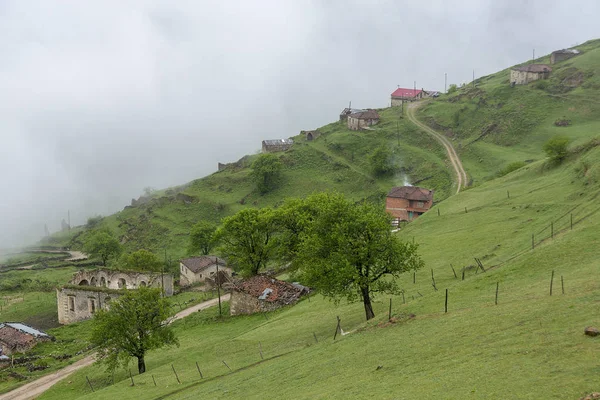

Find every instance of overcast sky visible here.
[0,0,598,247]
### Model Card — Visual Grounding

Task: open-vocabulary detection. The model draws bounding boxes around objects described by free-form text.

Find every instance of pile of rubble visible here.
[233,275,310,306]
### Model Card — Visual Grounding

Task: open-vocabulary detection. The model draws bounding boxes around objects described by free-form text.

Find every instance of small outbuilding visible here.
[339,107,364,122]
[386,186,434,225]
[179,256,232,286]
[510,64,552,85]
[550,49,580,64]
[262,139,294,153]
[347,109,380,130]
[230,275,310,315]
[0,323,52,355]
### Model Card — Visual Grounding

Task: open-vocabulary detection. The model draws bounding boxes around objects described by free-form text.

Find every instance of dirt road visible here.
[0,294,230,400]
[406,102,468,194]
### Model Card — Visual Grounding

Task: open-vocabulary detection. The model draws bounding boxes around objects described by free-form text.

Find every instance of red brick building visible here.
[385,186,434,224]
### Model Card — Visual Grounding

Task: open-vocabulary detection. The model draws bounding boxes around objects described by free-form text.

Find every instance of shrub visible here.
[543,136,570,163]
[447,84,458,94]
[498,161,526,177]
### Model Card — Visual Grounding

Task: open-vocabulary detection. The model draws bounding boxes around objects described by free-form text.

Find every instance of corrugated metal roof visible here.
[262,139,294,146]
[0,323,49,338]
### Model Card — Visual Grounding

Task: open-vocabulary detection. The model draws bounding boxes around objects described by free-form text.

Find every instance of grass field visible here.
[33,139,600,399]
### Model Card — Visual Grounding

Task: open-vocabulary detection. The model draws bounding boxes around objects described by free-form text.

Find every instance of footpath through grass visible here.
[35,143,600,399]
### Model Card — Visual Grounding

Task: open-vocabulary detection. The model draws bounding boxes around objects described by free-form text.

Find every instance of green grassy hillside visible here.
[49,107,453,258]
[419,38,600,185]
[38,134,600,400]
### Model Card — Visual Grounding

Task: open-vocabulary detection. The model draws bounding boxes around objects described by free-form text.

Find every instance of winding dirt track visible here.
[406,101,468,194]
[0,295,230,400]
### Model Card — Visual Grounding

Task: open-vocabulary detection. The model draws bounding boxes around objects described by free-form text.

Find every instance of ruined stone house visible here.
[303,130,321,141]
[230,275,310,316]
[510,64,552,85]
[339,107,364,122]
[390,87,425,106]
[385,186,434,225]
[179,256,232,286]
[550,49,580,64]
[57,269,174,325]
[0,323,52,356]
[347,109,380,130]
[262,139,294,153]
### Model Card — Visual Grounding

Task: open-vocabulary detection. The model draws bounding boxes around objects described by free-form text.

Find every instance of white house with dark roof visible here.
[179,256,232,286]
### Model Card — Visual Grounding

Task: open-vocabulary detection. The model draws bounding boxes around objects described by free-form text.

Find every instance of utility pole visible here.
[413,80,416,97]
[68,210,71,230]
[162,249,166,298]
[472,69,475,87]
[215,257,222,317]
[533,48,535,62]
[445,72,447,93]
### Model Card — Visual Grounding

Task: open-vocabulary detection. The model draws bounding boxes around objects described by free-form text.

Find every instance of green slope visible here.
[39,132,600,400]
[49,107,453,258]
[419,38,600,184]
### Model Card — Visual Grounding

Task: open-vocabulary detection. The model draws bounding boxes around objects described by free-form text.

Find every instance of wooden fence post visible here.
[561,275,565,295]
[461,267,465,281]
[259,342,264,360]
[333,316,341,340]
[495,282,499,305]
[172,364,181,384]
[129,369,135,386]
[86,376,94,393]
[444,289,448,313]
[222,360,232,372]
[152,374,157,386]
[532,233,535,250]
[451,264,457,279]
[550,270,555,296]
[388,298,392,321]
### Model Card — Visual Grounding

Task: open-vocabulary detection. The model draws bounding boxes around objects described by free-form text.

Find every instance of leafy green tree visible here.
[90,287,178,374]
[543,136,570,163]
[292,193,424,320]
[120,249,162,272]
[251,153,283,194]
[447,84,458,94]
[188,221,217,255]
[84,230,122,266]
[215,208,278,276]
[369,146,395,176]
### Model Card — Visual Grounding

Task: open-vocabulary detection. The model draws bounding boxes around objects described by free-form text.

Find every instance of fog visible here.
[0,0,598,246]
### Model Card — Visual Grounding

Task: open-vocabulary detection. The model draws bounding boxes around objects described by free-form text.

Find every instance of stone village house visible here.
[550,49,580,64]
[262,139,294,153]
[179,256,233,287]
[347,109,380,130]
[0,323,52,356]
[56,269,174,325]
[385,186,434,225]
[510,64,552,85]
[230,275,310,315]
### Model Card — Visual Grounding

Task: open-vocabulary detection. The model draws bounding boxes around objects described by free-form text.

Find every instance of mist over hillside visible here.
[1,0,599,246]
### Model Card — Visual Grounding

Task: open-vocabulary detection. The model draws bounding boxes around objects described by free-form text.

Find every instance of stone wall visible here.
[57,287,120,325]
[70,269,174,296]
[510,70,549,85]
[229,291,282,315]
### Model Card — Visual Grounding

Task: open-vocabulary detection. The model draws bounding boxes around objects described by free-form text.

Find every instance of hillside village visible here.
[2,38,600,400]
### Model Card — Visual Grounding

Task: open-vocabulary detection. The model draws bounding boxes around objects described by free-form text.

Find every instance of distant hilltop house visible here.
[391,88,425,106]
[57,269,174,325]
[385,186,434,225]
[179,256,233,287]
[230,275,310,316]
[262,139,294,153]
[550,49,580,64]
[510,64,552,85]
[347,109,380,130]
[0,323,52,356]
[302,130,321,141]
[339,107,364,122]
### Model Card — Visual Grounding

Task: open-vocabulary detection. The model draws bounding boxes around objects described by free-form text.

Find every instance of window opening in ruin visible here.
[118,278,127,289]
[100,277,106,287]
[90,277,97,286]
[89,298,96,313]
[139,281,147,287]
[68,296,75,311]
[79,279,89,286]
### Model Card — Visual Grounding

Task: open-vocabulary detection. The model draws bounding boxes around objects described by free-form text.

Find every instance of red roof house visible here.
[391,88,425,106]
[386,186,434,223]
